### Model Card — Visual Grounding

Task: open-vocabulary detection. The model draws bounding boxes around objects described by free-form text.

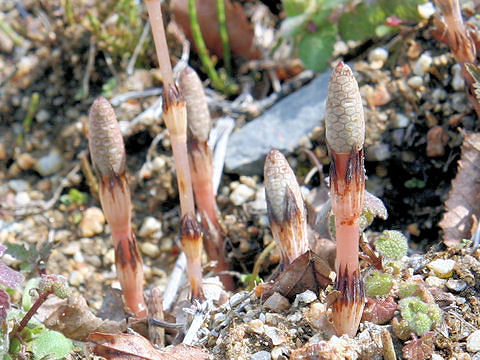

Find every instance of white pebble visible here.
[432,88,447,102]
[8,179,29,192]
[446,279,467,292]
[264,325,286,345]
[467,330,480,352]
[141,242,160,258]
[293,290,317,307]
[247,319,264,334]
[407,76,424,89]
[451,63,465,91]
[69,270,84,287]
[229,184,255,206]
[427,259,455,278]
[425,276,446,288]
[431,354,444,360]
[15,192,30,206]
[34,149,63,176]
[138,216,162,237]
[418,2,436,19]
[35,109,50,123]
[250,351,271,360]
[78,207,105,237]
[365,143,391,161]
[392,113,410,129]
[413,53,432,76]
[368,47,389,64]
[271,347,286,360]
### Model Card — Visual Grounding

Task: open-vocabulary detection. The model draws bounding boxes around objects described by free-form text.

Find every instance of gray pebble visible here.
[446,279,467,292]
[8,179,29,192]
[34,149,63,176]
[467,330,480,352]
[226,71,331,175]
[365,143,391,161]
[250,351,271,360]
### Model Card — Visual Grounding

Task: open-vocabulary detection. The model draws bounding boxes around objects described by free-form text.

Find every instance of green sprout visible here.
[398,296,442,336]
[60,188,88,206]
[374,230,408,262]
[365,270,393,297]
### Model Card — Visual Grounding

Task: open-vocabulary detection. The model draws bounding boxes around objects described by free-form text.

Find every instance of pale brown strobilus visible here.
[179,66,234,290]
[88,97,147,318]
[325,62,366,337]
[264,150,309,266]
[145,0,204,299]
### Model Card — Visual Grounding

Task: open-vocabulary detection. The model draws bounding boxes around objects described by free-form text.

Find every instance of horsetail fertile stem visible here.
[264,150,309,266]
[325,62,366,337]
[145,3,204,298]
[179,66,234,290]
[181,214,205,300]
[88,97,147,318]
[145,0,174,88]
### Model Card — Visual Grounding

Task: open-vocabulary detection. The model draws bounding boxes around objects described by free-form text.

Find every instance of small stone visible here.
[16,153,36,170]
[427,259,455,278]
[69,270,84,287]
[293,290,317,307]
[418,2,436,19]
[78,207,105,237]
[15,192,30,206]
[229,184,255,206]
[239,176,257,188]
[247,319,264,334]
[426,126,448,157]
[264,325,287,345]
[250,351,271,360]
[407,76,424,89]
[368,48,388,69]
[36,109,50,123]
[413,53,432,76]
[446,279,467,292]
[392,113,410,129]
[8,179,29,192]
[34,149,63,176]
[431,354,445,360]
[141,242,160,258]
[365,143,391,161]
[451,64,465,91]
[271,347,286,360]
[425,276,446,288]
[264,292,290,312]
[467,330,480,352]
[138,216,162,237]
[63,242,80,255]
[54,230,73,243]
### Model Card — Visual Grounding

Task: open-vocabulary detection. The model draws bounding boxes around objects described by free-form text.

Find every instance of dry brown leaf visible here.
[361,296,397,325]
[256,250,332,300]
[87,332,210,360]
[36,293,126,341]
[440,132,480,247]
[402,332,435,360]
[172,0,260,60]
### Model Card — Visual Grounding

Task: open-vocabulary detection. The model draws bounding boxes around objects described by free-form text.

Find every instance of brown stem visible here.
[10,289,53,340]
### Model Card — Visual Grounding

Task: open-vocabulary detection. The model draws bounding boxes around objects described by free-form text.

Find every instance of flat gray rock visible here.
[225,71,330,175]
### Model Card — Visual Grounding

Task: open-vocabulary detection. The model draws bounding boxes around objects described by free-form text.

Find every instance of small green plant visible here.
[397,296,442,336]
[365,270,393,297]
[374,230,408,269]
[404,177,426,189]
[280,0,428,72]
[87,0,144,65]
[60,188,88,206]
[0,247,74,359]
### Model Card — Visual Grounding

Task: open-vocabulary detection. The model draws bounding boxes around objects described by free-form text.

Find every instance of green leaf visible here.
[5,243,32,262]
[282,0,310,17]
[379,0,426,22]
[338,2,382,42]
[30,331,73,360]
[297,25,337,72]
